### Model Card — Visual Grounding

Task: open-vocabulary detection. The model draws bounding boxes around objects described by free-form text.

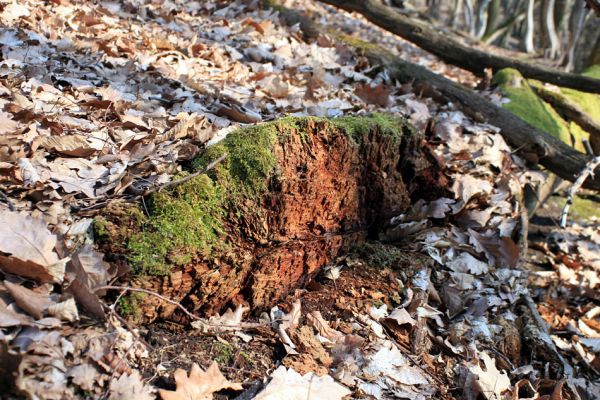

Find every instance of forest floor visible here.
[0,0,599,399]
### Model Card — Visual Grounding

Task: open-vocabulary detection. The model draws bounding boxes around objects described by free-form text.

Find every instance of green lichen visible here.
[492,68,571,144]
[123,116,411,277]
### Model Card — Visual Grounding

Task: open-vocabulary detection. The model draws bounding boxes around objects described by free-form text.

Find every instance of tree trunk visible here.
[319,0,600,93]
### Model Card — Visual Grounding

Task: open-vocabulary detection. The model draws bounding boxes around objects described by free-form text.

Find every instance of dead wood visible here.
[529,82,600,154]
[273,5,600,190]
[319,0,600,94]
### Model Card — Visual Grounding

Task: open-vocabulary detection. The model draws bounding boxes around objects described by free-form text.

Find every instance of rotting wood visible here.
[99,117,446,321]
[318,0,600,94]
[272,4,600,190]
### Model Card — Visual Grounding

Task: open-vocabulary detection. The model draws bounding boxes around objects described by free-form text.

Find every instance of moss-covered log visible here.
[272,4,600,189]
[98,116,444,321]
[318,0,600,94]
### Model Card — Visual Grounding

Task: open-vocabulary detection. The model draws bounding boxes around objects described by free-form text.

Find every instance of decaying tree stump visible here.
[98,116,444,322]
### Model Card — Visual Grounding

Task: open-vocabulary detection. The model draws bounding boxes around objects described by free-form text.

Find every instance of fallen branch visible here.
[560,155,600,227]
[530,82,600,149]
[141,153,228,197]
[521,293,582,400]
[319,0,600,94]
[274,5,600,190]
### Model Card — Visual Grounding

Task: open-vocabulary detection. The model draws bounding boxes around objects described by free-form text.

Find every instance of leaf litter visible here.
[0,0,598,399]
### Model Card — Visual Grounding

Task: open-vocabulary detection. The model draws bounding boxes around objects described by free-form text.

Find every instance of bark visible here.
[274,4,600,190]
[319,0,600,93]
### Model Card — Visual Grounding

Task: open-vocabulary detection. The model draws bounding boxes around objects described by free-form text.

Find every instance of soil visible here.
[138,245,434,395]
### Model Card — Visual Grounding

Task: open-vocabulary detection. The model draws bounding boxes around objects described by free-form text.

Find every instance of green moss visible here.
[492,68,571,144]
[547,195,600,221]
[127,123,279,276]
[334,32,381,53]
[559,66,600,127]
[332,113,409,143]
[212,342,235,365]
[93,218,109,239]
[583,65,600,79]
[118,292,145,321]
[123,116,411,276]
[568,121,590,153]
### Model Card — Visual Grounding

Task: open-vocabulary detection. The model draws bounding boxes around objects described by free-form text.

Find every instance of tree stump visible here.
[97,116,445,322]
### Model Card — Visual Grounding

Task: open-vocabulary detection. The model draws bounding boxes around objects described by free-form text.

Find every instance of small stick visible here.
[95,285,264,330]
[0,189,15,211]
[560,155,600,228]
[141,153,227,197]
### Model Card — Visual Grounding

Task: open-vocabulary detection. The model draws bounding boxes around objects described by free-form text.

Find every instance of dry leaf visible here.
[47,298,79,322]
[464,352,511,400]
[191,304,248,332]
[0,211,67,283]
[159,362,242,400]
[39,135,95,157]
[355,83,391,107]
[307,311,344,343]
[254,366,351,400]
[3,281,53,319]
[108,371,154,400]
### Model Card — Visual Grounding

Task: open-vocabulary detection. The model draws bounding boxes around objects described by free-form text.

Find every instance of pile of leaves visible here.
[0,0,599,398]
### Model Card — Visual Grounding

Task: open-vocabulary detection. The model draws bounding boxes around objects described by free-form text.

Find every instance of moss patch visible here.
[123,115,410,276]
[332,113,410,143]
[546,195,600,221]
[118,292,145,322]
[492,68,571,144]
[559,66,600,127]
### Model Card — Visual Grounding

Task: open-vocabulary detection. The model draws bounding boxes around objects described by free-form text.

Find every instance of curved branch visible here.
[319,0,600,94]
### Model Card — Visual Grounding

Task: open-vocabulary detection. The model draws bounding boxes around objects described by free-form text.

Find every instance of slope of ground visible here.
[0,0,599,399]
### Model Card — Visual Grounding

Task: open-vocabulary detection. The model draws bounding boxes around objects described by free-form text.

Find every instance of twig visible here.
[521,293,582,400]
[95,285,265,330]
[0,189,15,211]
[560,155,600,228]
[96,285,201,320]
[141,153,227,197]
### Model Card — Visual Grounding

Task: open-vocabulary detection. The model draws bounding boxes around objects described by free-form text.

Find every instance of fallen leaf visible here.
[47,298,79,322]
[355,83,391,107]
[3,281,53,319]
[0,211,67,283]
[446,252,489,275]
[464,352,511,400]
[39,135,95,157]
[109,371,154,400]
[254,366,351,400]
[159,362,242,400]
